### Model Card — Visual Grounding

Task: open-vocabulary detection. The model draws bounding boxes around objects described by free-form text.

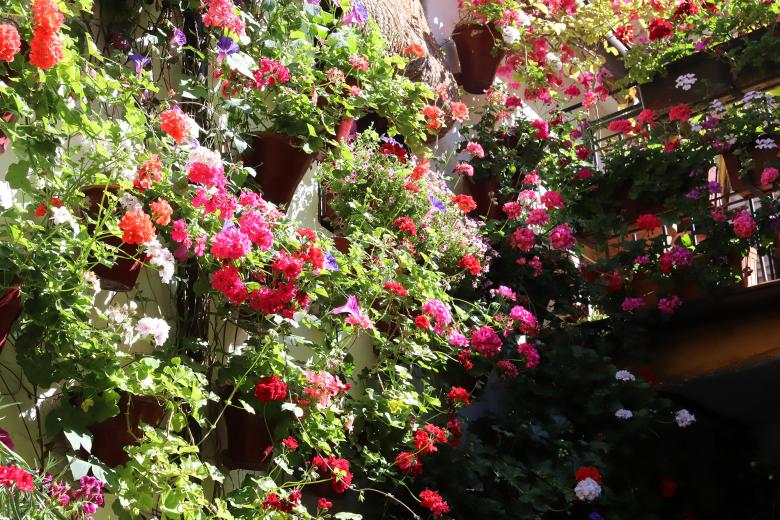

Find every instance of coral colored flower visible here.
[0,24,21,62]
[414,424,447,455]
[210,265,247,304]
[394,216,417,236]
[415,314,430,329]
[281,436,298,450]
[118,210,156,244]
[254,375,287,403]
[517,342,540,368]
[32,0,64,32]
[465,141,485,158]
[422,105,445,130]
[149,198,173,226]
[202,0,246,36]
[419,489,450,517]
[621,297,645,312]
[0,465,34,492]
[210,226,251,259]
[160,106,196,144]
[638,109,658,125]
[733,210,756,238]
[458,254,481,275]
[304,370,348,408]
[402,43,425,58]
[549,224,576,249]
[450,102,469,122]
[454,162,474,177]
[383,281,408,297]
[395,451,423,476]
[761,167,779,187]
[471,325,502,358]
[636,213,661,230]
[451,194,477,213]
[658,295,682,314]
[447,386,470,405]
[668,104,692,122]
[648,18,673,40]
[29,30,63,70]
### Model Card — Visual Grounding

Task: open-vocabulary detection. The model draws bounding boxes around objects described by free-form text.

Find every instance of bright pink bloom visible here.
[549,224,576,249]
[517,342,540,368]
[732,210,756,238]
[621,297,645,312]
[466,141,485,158]
[510,227,537,252]
[210,227,251,259]
[239,210,274,250]
[470,326,502,358]
[510,305,539,335]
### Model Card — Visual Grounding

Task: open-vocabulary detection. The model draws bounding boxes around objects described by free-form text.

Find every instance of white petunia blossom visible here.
[83,271,101,294]
[50,206,79,235]
[615,370,636,382]
[144,239,175,284]
[517,10,532,26]
[675,409,696,428]
[187,146,222,169]
[615,409,633,420]
[501,26,521,45]
[136,317,170,346]
[674,73,697,91]
[574,478,602,501]
[755,138,777,150]
[119,193,143,212]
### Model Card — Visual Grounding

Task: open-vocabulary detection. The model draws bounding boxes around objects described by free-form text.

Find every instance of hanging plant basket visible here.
[639,52,733,112]
[222,398,278,471]
[89,393,165,467]
[82,185,142,292]
[243,133,316,207]
[452,23,505,95]
[465,176,503,220]
[0,284,22,350]
[726,27,780,92]
[722,138,779,196]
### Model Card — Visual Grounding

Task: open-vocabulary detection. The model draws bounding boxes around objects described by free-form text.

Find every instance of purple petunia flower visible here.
[332,295,361,318]
[343,0,368,25]
[128,53,151,75]
[324,251,339,271]
[170,28,187,48]
[428,194,446,214]
[216,36,240,64]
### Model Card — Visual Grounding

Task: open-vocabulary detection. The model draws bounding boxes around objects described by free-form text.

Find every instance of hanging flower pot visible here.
[223,398,278,471]
[722,138,779,196]
[452,23,504,95]
[639,52,732,112]
[82,185,142,292]
[0,284,22,351]
[243,133,316,207]
[725,27,780,92]
[89,393,165,467]
[465,176,503,220]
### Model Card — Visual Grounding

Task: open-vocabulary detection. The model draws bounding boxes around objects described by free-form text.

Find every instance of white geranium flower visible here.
[50,206,80,235]
[755,138,777,150]
[615,370,635,382]
[119,193,143,212]
[675,409,696,428]
[187,146,222,169]
[615,409,633,420]
[501,26,521,45]
[144,239,175,284]
[135,317,170,346]
[574,478,601,501]
[675,73,697,91]
[83,271,101,293]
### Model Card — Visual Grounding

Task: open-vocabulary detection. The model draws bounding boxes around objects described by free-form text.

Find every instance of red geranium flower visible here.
[254,375,287,403]
[576,466,602,484]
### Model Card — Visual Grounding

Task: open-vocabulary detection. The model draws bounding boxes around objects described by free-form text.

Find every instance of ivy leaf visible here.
[5,161,32,192]
[64,428,92,453]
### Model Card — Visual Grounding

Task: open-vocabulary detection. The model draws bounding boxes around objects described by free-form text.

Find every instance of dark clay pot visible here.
[722,139,779,196]
[465,176,503,220]
[82,185,142,292]
[452,23,505,95]
[90,393,165,467]
[0,286,22,350]
[223,402,277,471]
[243,133,316,207]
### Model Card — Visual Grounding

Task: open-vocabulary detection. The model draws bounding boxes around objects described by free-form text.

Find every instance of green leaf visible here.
[5,161,32,191]
[64,428,93,453]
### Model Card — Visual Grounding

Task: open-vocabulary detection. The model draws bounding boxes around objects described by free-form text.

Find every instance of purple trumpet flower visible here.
[170,28,187,48]
[216,36,240,64]
[343,0,368,25]
[128,53,151,75]
[332,295,361,318]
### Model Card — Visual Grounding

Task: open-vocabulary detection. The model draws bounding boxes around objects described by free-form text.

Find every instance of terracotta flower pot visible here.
[722,139,779,196]
[0,285,22,350]
[89,393,165,467]
[639,52,732,112]
[465,176,503,220]
[223,401,277,471]
[243,132,316,207]
[452,23,505,95]
[82,185,142,292]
